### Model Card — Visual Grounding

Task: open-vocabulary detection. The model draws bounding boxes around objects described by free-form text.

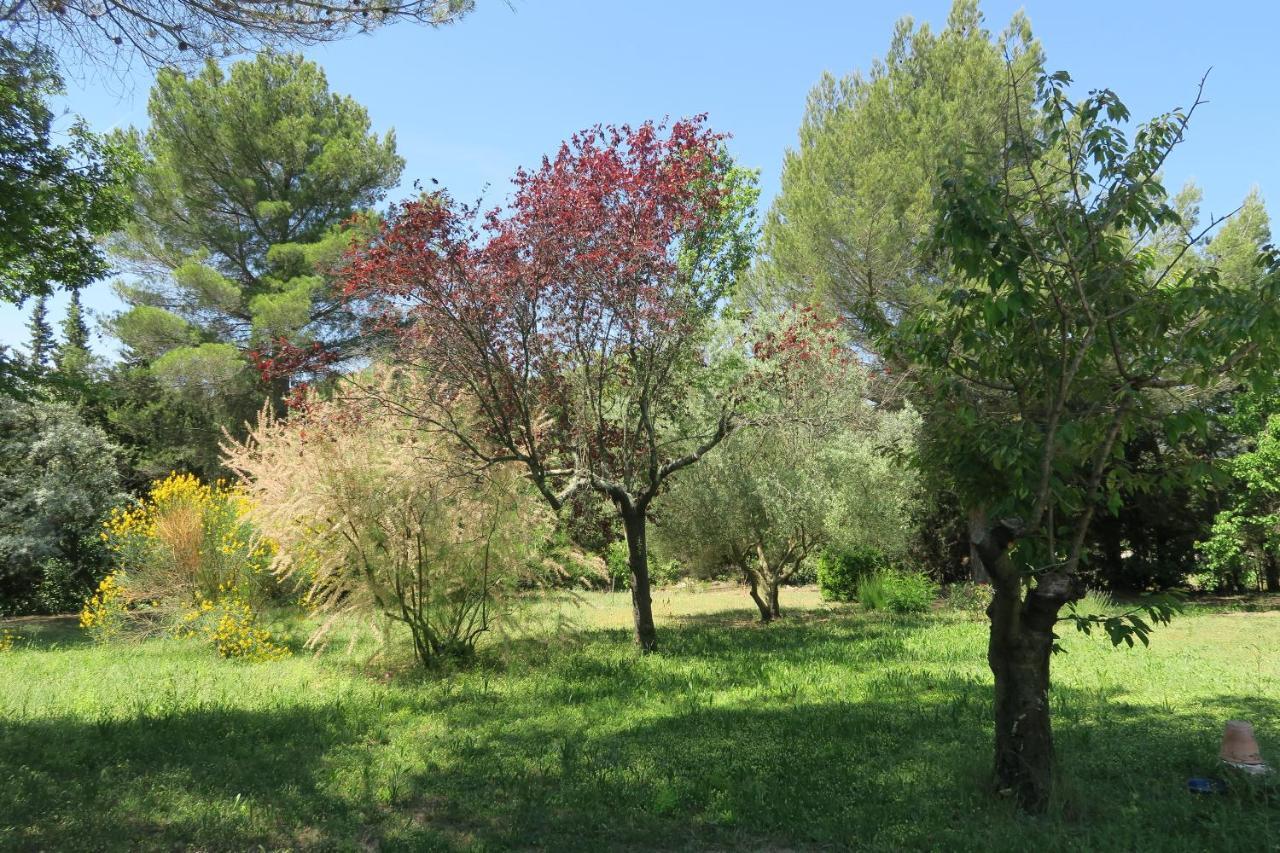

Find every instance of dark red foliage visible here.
[340,116,736,496]
[248,337,339,385]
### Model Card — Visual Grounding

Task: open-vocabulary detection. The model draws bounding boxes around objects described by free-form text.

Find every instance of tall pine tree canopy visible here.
[108,52,404,402]
[757,0,1042,343]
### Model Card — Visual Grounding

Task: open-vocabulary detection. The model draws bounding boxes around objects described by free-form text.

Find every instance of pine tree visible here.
[25,295,54,370]
[108,53,403,411]
[54,288,93,376]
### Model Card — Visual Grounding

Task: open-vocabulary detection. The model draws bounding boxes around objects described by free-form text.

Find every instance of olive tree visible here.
[655,312,917,621]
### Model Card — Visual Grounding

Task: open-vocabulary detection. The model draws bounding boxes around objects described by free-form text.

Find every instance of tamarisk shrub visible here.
[224,371,548,667]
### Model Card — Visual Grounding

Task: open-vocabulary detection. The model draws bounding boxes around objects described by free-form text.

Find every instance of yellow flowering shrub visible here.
[79,571,129,640]
[84,472,286,660]
[178,584,289,661]
[99,472,274,604]
[0,629,19,652]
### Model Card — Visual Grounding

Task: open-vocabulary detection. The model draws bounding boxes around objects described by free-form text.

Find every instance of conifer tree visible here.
[109,52,403,411]
[25,296,54,371]
[54,289,94,376]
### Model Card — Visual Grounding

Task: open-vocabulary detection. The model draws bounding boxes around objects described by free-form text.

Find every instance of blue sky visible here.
[4,0,1277,355]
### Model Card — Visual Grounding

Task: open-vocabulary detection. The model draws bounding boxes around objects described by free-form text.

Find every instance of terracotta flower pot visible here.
[1220,720,1264,767]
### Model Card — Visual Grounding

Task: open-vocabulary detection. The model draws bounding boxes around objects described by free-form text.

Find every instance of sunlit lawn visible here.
[1,584,1277,851]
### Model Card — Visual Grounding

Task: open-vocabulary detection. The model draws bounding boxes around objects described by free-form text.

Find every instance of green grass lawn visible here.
[1,585,1278,851]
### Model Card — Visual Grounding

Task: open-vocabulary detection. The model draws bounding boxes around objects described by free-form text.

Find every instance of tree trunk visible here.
[767,579,781,619]
[268,374,291,418]
[988,584,1054,812]
[973,515,1081,813]
[744,569,772,623]
[621,507,658,652]
[967,508,992,584]
[1265,552,1280,593]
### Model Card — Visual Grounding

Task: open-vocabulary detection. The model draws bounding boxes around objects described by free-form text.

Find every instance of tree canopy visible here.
[757,0,1041,342]
[342,117,759,651]
[1,0,473,69]
[0,39,132,307]
[109,52,402,408]
[890,67,1280,811]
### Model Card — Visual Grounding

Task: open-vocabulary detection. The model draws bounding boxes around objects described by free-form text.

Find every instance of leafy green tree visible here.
[109,52,403,417]
[759,0,1040,585]
[655,313,918,621]
[0,39,131,312]
[95,361,262,488]
[2,0,473,69]
[25,295,54,371]
[1199,415,1280,592]
[0,399,124,614]
[1079,188,1275,591]
[892,69,1280,810]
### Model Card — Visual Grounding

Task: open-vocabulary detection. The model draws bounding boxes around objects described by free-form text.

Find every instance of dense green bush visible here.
[858,569,939,614]
[944,581,993,617]
[649,558,684,587]
[816,546,886,601]
[603,540,683,589]
[605,540,631,590]
[786,559,818,586]
[0,400,124,615]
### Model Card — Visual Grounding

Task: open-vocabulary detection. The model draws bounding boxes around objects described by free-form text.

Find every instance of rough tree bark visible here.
[972,514,1083,813]
[968,508,992,584]
[743,545,791,623]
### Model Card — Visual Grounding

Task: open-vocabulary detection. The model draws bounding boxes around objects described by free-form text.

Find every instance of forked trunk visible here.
[621,507,658,652]
[751,544,784,621]
[744,569,773,623]
[973,515,1081,813]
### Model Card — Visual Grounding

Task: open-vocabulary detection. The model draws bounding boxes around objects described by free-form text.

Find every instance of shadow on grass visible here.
[5,609,1278,851]
[0,614,90,649]
[0,704,379,851]
[384,682,1280,851]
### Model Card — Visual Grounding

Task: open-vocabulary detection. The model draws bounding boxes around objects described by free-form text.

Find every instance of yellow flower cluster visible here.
[178,584,289,662]
[0,629,18,652]
[80,571,127,639]
[84,472,285,661]
[101,473,265,552]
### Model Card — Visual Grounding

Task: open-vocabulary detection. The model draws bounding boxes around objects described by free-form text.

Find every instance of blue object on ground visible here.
[1187,776,1227,794]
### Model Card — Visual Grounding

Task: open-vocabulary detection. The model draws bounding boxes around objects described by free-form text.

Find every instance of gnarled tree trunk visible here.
[744,569,773,623]
[621,506,658,652]
[745,546,788,623]
[973,515,1082,813]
